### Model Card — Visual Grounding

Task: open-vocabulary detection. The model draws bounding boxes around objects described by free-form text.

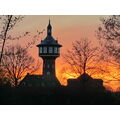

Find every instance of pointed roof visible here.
[19,74,61,87]
[77,73,93,81]
[47,19,52,29]
[37,20,62,47]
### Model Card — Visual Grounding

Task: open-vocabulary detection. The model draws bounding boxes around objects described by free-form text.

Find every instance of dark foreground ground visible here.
[0,86,120,105]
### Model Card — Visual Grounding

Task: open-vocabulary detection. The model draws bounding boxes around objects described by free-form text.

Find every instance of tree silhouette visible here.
[2,45,40,86]
[63,38,100,76]
[97,15,120,70]
[0,15,23,65]
[0,66,7,85]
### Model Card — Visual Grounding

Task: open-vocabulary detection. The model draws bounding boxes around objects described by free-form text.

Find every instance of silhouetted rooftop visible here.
[77,73,93,81]
[37,20,62,47]
[41,36,59,45]
[19,73,60,87]
[67,73,105,91]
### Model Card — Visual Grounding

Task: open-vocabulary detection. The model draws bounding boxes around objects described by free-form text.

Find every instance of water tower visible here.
[37,20,62,77]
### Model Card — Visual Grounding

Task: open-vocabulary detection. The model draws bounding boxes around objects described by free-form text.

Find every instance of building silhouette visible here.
[20,20,62,87]
[37,19,62,77]
[67,73,105,93]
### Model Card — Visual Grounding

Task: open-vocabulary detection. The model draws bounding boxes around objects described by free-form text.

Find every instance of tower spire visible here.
[47,19,52,36]
[49,18,50,25]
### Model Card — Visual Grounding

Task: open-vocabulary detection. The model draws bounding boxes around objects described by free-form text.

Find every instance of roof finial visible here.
[49,18,50,25]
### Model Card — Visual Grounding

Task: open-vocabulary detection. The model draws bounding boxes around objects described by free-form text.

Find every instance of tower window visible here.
[58,48,60,54]
[47,71,50,75]
[49,47,53,53]
[54,47,57,53]
[43,47,47,53]
[48,64,50,68]
[48,29,51,33]
[40,47,42,53]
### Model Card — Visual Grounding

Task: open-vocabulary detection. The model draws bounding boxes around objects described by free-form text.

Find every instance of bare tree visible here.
[97,15,120,69]
[63,38,100,76]
[0,66,6,80]
[2,45,40,86]
[0,15,23,64]
[96,15,120,82]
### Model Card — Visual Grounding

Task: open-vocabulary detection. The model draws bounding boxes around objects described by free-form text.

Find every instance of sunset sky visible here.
[11,15,106,61]
[4,15,120,91]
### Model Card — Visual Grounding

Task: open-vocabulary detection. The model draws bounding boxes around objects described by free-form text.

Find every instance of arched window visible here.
[58,48,60,54]
[54,47,57,53]
[43,47,47,53]
[40,47,42,53]
[49,47,53,53]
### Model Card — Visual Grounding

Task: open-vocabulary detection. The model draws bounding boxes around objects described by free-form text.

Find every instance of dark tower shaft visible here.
[43,58,56,76]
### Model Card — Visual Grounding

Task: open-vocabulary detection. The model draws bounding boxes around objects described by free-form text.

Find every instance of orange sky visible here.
[3,15,120,91]
[11,15,105,63]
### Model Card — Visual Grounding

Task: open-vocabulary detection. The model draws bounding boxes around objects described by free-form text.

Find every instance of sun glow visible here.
[56,62,120,91]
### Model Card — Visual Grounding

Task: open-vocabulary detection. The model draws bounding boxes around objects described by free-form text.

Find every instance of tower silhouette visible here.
[37,20,62,77]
